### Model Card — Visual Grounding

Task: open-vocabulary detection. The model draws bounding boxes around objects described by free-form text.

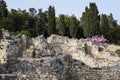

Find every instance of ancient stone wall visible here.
[0,30,120,80]
[72,67,120,80]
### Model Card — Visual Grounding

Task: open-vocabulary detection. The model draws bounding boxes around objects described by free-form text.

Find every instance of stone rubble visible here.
[0,30,120,79]
[47,34,120,68]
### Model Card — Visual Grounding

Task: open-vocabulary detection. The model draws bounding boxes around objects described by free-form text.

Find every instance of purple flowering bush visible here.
[87,35,108,48]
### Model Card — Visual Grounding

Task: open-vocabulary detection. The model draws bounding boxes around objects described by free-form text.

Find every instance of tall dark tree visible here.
[21,10,30,30]
[108,13,117,28]
[81,3,100,37]
[1,16,13,31]
[69,15,79,38]
[28,8,37,36]
[9,9,24,31]
[36,9,43,35]
[100,13,119,43]
[47,6,56,36]
[29,8,37,17]
[0,0,8,17]
[100,14,110,38]
[58,14,66,36]
[77,21,84,38]
[36,9,48,36]
[64,15,70,37]
[0,0,8,32]
[108,26,120,44]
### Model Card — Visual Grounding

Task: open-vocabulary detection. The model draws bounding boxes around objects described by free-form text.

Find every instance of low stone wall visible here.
[72,67,120,80]
[1,67,120,80]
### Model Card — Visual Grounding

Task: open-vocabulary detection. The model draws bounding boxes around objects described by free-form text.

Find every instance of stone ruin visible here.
[0,30,120,80]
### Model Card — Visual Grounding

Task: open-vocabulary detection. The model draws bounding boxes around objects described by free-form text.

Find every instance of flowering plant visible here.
[87,35,108,48]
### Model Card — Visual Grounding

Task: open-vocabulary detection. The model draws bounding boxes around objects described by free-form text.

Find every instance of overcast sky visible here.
[5,0,120,24]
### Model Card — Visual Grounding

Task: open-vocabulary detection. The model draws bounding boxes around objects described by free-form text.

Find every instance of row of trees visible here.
[0,0,120,44]
[81,3,120,44]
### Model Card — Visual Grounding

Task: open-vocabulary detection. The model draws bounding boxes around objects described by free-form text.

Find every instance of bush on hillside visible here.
[16,30,31,37]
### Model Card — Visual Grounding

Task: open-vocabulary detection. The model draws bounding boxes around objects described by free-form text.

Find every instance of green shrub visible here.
[115,49,120,56]
[16,30,31,37]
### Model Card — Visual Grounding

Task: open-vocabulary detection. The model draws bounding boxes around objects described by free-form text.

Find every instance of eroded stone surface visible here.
[47,35,120,68]
[0,30,120,79]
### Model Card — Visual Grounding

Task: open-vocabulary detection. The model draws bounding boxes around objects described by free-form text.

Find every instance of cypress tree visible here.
[69,15,79,38]
[100,14,110,38]
[47,6,56,36]
[36,9,43,35]
[64,15,70,37]
[58,14,65,36]
[36,9,48,36]
[0,0,8,17]
[81,3,100,37]
[0,0,8,31]
[28,8,37,36]
[108,13,117,28]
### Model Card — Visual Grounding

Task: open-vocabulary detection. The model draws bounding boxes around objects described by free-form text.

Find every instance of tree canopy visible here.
[0,0,120,44]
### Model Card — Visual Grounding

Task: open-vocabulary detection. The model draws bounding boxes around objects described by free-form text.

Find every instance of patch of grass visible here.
[115,49,120,56]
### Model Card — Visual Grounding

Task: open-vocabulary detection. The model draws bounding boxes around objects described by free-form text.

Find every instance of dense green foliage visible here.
[57,14,66,36]
[81,3,100,37]
[69,15,79,38]
[47,6,56,36]
[0,0,120,44]
[16,30,31,37]
[0,0,8,17]
[100,14,110,39]
[36,9,48,37]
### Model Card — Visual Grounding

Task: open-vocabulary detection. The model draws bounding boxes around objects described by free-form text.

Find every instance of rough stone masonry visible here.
[0,30,120,80]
